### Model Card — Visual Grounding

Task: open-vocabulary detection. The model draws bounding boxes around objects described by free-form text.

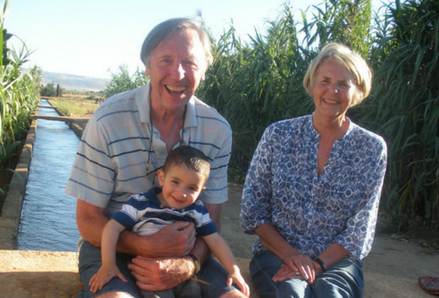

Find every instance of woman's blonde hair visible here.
[303,43,372,107]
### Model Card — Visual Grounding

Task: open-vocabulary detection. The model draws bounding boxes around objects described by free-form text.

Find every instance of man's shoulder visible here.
[192,96,231,128]
[91,86,145,120]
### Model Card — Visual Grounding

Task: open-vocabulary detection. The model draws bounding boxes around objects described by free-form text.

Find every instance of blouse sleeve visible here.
[334,137,388,259]
[240,126,275,235]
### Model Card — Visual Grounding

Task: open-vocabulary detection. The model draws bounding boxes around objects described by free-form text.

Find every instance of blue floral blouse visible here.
[240,115,387,261]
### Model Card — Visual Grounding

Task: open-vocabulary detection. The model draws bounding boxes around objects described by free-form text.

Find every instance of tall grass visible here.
[0,0,41,196]
[106,0,438,232]
[197,1,372,182]
[357,0,439,230]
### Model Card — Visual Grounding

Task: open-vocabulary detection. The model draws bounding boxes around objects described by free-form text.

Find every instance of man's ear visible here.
[157,169,165,186]
[145,66,151,77]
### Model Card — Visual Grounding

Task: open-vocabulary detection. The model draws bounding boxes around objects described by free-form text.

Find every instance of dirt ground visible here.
[222,183,439,297]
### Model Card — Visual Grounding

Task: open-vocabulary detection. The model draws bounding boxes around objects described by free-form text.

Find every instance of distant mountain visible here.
[42,71,109,92]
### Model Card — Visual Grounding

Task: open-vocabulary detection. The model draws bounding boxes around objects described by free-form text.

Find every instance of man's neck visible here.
[150,105,186,152]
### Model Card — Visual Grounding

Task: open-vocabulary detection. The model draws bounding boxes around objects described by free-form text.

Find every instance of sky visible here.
[4,0,385,80]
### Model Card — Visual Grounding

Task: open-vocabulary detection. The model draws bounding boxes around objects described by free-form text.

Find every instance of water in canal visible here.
[17,99,80,251]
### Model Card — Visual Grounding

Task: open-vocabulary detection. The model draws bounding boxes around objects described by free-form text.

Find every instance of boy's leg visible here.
[77,239,142,298]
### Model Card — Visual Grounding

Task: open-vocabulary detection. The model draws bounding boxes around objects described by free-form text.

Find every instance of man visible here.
[65,18,245,298]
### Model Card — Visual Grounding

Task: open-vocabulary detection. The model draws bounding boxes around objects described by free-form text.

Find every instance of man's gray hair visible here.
[140,18,213,68]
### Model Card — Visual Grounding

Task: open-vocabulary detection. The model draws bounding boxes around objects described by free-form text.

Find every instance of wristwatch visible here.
[313,257,327,272]
[188,254,201,275]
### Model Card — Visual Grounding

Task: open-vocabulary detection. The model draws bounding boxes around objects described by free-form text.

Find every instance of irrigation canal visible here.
[17,99,80,251]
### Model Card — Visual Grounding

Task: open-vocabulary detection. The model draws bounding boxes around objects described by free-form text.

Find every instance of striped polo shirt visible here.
[65,83,232,216]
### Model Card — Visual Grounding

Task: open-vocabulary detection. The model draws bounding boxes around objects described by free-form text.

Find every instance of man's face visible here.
[146,28,207,114]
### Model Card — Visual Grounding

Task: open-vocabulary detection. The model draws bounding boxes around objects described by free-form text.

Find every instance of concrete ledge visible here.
[0,120,36,250]
[0,250,258,298]
[0,250,81,298]
[0,250,432,298]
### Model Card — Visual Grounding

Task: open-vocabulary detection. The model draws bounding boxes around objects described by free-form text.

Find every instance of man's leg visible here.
[197,257,246,297]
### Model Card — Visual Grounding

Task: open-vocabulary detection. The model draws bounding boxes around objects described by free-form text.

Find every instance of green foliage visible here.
[40,81,57,97]
[303,0,372,56]
[357,0,439,230]
[197,1,372,182]
[0,0,41,201]
[102,0,438,232]
[104,65,148,99]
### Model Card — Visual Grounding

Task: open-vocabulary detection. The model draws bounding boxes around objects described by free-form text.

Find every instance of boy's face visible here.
[157,163,206,209]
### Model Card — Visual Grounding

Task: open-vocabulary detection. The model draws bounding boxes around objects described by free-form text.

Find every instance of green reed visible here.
[0,0,41,195]
[106,0,439,232]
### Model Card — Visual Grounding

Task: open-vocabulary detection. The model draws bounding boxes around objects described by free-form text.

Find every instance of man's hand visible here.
[128,256,194,291]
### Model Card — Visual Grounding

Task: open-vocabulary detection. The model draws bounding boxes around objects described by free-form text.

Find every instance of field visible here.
[47,94,100,117]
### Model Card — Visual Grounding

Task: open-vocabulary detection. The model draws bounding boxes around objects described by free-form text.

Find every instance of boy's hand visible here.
[89,265,127,293]
[227,270,250,297]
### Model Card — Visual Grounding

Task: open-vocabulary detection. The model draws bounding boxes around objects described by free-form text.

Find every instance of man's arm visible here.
[128,202,224,291]
[76,199,196,257]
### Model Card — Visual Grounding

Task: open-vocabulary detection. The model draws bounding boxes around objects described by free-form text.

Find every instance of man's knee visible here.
[95,292,134,298]
[219,289,247,298]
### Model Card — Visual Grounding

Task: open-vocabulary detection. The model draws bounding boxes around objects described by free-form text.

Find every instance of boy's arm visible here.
[203,233,250,296]
[202,232,238,274]
[101,219,126,267]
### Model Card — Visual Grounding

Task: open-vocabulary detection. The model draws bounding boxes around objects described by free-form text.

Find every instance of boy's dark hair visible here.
[162,146,211,180]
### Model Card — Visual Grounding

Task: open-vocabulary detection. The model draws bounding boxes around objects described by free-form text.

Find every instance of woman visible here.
[240,43,387,298]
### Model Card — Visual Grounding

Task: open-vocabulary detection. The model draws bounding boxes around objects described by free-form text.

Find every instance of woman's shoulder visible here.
[349,122,387,152]
[267,115,311,133]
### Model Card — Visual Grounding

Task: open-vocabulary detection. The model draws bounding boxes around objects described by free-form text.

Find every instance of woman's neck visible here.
[312,112,349,140]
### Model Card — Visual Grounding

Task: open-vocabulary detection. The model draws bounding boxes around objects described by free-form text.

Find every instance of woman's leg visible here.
[312,256,364,298]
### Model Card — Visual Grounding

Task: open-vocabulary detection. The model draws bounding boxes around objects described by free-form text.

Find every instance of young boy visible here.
[89,146,250,297]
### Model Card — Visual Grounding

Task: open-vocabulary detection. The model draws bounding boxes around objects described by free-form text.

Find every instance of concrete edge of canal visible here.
[0,119,36,249]
[0,102,84,250]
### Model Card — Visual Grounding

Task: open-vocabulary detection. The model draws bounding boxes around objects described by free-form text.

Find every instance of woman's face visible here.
[312,58,357,120]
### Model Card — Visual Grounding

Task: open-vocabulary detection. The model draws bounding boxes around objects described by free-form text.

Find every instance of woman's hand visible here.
[273,253,315,284]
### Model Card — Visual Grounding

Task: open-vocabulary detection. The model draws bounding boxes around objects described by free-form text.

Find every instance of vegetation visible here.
[48,94,99,117]
[100,0,439,233]
[197,0,373,182]
[198,0,438,232]
[104,65,147,99]
[0,0,41,209]
[356,0,439,230]
[1,0,437,235]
